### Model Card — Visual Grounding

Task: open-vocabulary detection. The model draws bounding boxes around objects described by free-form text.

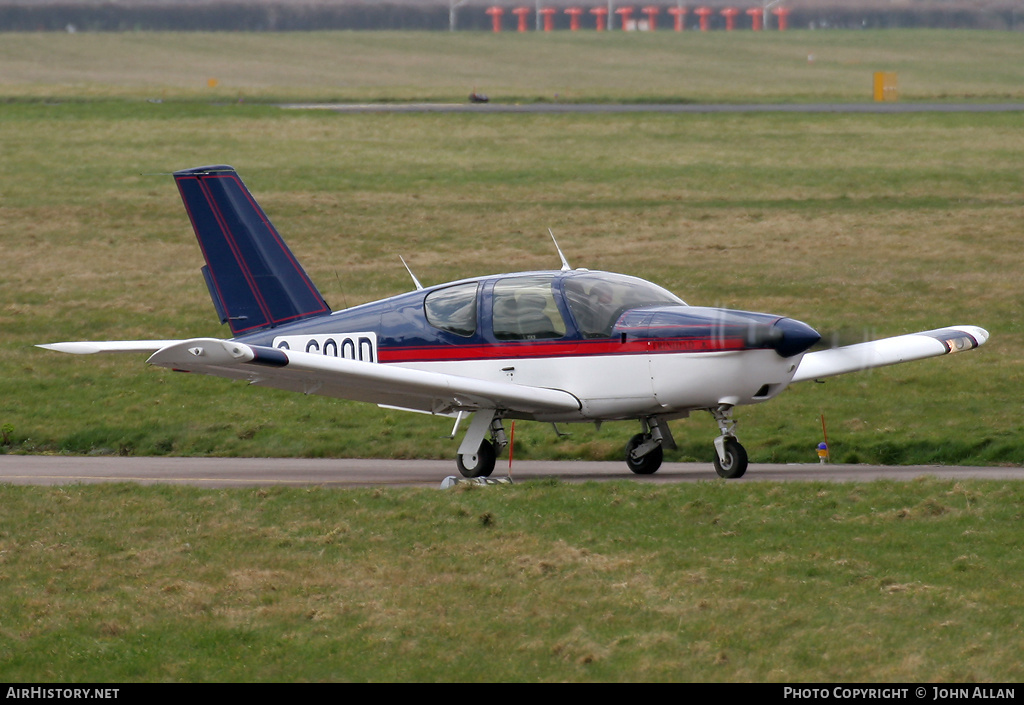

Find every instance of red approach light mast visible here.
[695,6,713,31]
[486,6,504,32]
[512,6,531,31]
[565,7,584,30]
[667,6,687,31]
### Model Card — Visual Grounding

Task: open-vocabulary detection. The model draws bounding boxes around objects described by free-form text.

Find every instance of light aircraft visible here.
[41,165,989,479]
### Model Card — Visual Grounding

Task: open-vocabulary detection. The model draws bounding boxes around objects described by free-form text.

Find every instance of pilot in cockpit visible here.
[575,282,617,338]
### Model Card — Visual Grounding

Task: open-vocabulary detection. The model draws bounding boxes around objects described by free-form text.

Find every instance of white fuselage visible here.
[394,348,803,422]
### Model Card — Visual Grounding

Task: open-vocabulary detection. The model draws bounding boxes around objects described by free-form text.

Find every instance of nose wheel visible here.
[710,405,748,479]
[713,436,748,478]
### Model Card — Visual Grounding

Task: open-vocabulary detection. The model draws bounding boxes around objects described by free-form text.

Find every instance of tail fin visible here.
[173,165,331,336]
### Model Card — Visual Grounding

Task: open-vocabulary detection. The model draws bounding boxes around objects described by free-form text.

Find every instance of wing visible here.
[791,325,988,383]
[146,338,582,417]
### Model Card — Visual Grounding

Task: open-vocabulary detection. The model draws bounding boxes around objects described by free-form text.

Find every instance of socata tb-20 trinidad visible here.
[42,166,988,479]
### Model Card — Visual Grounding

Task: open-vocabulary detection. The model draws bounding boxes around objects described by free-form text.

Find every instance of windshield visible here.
[563,273,685,338]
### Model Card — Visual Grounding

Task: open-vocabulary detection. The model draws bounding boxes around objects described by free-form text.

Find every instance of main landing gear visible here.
[456,416,507,478]
[622,407,749,479]
[456,438,497,478]
[624,416,672,475]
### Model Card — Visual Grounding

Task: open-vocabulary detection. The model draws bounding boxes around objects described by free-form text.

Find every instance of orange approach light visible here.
[721,7,739,30]
[667,6,687,30]
[695,6,713,31]
[772,6,791,30]
[615,6,634,30]
[746,7,762,30]
[539,7,556,31]
[642,6,660,30]
[565,7,583,30]
[513,6,530,31]
[486,6,504,32]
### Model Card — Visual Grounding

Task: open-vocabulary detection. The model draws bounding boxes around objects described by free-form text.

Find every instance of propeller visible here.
[701,307,820,358]
[811,326,877,351]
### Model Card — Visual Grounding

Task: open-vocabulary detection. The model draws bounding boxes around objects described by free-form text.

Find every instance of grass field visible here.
[1,479,1022,682]
[0,29,1022,682]
[2,29,1024,104]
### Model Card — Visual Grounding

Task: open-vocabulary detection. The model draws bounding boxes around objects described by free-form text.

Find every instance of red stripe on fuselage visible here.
[377,337,746,363]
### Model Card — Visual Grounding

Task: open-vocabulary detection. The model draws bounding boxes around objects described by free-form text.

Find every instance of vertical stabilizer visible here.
[174,165,331,336]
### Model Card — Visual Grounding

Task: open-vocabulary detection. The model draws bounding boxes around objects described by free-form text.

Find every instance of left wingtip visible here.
[37,342,100,354]
[920,326,989,353]
[964,326,989,346]
[37,340,184,355]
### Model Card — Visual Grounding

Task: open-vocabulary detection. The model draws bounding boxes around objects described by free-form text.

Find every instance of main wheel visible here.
[457,439,497,478]
[625,433,663,475]
[713,438,748,479]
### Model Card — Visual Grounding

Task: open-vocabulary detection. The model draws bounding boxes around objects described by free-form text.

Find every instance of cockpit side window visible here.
[492,275,567,341]
[563,274,685,338]
[424,282,478,337]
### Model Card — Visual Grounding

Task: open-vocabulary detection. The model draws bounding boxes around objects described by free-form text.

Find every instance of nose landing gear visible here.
[710,405,748,479]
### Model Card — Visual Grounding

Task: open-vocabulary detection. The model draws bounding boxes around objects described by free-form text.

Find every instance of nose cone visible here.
[772,318,821,358]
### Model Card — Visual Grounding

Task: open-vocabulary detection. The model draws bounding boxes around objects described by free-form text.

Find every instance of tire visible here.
[457,439,497,478]
[713,438,748,479]
[625,433,663,475]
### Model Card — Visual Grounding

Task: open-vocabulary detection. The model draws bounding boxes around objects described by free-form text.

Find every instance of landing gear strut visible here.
[709,405,748,479]
[456,415,507,478]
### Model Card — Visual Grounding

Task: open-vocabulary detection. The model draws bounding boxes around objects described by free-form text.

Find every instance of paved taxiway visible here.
[280,102,1024,115]
[0,455,1018,489]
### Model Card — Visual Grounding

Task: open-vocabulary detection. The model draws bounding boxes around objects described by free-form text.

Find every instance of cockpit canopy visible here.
[422,271,687,342]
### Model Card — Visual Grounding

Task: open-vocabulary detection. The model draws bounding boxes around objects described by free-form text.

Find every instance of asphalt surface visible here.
[279,102,1024,114]
[0,455,1019,489]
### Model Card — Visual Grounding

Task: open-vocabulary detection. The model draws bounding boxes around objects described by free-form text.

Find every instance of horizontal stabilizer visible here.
[791,325,988,383]
[174,165,331,335]
[147,339,582,417]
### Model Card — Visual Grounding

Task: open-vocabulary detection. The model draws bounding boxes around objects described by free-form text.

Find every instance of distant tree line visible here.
[0,3,452,31]
[1,2,1021,32]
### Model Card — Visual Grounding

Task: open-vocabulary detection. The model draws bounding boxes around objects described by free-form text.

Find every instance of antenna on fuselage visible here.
[400,255,424,291]
[549,229,571,271]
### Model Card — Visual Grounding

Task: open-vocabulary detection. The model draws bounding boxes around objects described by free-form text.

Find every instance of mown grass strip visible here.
[0,479,1021,681]
[1,30,1023,104]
